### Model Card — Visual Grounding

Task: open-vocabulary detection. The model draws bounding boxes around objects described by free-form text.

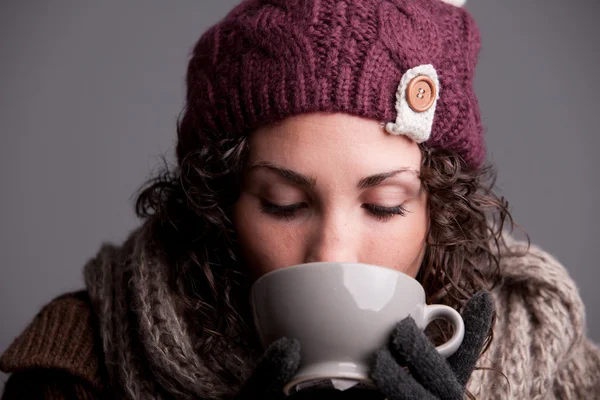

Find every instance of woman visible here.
[1,0,599,398]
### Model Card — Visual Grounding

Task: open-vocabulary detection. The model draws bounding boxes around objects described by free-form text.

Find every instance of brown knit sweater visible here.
[0,291,108,399]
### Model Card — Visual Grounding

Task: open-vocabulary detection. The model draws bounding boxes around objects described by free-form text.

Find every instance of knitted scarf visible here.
[84,222,600,399]
[83,222,259,399]
[466,235,600,399]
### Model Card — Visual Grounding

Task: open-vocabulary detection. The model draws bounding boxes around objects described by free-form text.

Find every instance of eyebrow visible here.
[248,161,420,190]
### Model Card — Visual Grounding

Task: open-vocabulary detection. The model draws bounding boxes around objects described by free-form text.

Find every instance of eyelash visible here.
[259,201,408,222]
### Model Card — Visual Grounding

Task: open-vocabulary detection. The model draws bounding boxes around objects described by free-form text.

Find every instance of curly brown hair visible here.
[135,114,524,390]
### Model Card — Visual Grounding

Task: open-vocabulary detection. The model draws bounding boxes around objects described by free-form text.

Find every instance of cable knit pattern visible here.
[82,223,256,399]
[177,0,485,168]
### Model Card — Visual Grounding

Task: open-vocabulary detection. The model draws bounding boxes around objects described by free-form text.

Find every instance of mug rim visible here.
[250,261,423,294]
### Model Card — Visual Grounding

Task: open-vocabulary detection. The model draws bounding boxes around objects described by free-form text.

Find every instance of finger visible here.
[236,337,301,400]
[370,346,437,400]
[447,290,494,386]
[388,317,463,398]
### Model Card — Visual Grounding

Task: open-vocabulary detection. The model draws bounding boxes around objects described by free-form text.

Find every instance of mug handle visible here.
[423,304,465,358]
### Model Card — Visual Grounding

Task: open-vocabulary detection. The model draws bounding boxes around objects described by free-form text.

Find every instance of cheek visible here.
[364,202,428,277]
[233,195,302,276]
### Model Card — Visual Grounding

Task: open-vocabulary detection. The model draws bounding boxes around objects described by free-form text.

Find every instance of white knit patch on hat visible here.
[440,0,467,7]
[385,64,440,143]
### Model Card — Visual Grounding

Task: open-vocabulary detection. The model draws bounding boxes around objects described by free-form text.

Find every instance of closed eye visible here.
[363,204,408,221]
[259,201,408,222]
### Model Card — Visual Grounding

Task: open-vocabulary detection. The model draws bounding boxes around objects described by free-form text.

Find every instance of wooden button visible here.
[406,75,437,112]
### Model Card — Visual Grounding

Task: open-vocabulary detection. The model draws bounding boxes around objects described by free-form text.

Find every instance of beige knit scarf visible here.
[84,222,600,399]
[466,235,600,399]
[83,222,259,399]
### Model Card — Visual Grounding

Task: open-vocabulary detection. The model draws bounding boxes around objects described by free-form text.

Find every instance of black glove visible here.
[369,290,494,400]
[235,337,301,400]
[236,291,492,400]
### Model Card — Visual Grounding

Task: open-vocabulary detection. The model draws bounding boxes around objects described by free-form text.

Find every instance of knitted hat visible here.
[178,0,484,168]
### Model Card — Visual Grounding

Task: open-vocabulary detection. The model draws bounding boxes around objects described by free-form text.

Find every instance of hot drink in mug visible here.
[250,261,465,394]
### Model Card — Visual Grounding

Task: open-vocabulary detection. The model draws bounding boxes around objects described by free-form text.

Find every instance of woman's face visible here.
[233,112,429,280]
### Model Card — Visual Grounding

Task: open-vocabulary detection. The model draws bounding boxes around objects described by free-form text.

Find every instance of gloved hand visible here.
[234,336,383,400]
[235,337,301,400]
[236,291,493,400]
[369,290,494,400]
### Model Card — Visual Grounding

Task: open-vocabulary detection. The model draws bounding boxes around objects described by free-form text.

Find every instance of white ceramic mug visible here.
[249,262,465,395]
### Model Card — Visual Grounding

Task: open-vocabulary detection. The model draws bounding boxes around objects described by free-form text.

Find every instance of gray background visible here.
[1,0,599,390]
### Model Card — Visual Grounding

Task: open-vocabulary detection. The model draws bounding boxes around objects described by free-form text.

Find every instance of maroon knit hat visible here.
[178,0,484,168]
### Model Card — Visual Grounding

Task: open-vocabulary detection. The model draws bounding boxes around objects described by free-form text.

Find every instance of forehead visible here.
[247,112,423,171]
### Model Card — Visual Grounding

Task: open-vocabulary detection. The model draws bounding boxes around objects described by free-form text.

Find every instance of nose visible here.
[304,211,359,264]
